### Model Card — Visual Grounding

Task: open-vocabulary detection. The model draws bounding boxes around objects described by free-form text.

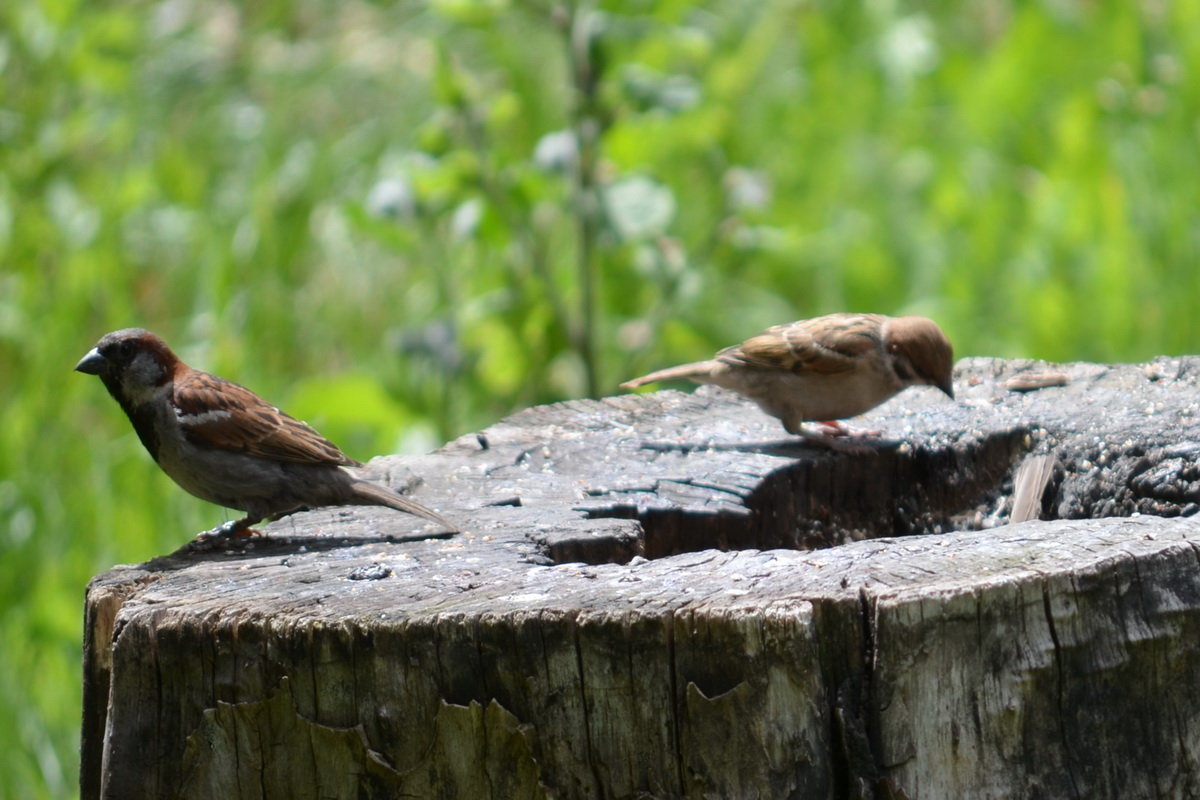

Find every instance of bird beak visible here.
[74,347,108,375]
[937,378,955,400]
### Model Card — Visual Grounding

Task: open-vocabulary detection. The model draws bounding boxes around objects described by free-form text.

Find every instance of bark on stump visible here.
[82,357,1200,799]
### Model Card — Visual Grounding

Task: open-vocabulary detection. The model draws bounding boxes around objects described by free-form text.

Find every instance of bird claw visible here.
[192,520,261,545]
[814,420,883,439]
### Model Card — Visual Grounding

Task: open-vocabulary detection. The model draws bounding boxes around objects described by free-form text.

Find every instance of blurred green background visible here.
[3,0,1200,795]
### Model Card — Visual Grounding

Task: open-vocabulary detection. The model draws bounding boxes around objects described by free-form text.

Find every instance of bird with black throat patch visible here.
[75,328,456,541]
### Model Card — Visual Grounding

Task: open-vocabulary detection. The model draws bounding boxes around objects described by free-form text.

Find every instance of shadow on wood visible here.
[83,357,1200,799]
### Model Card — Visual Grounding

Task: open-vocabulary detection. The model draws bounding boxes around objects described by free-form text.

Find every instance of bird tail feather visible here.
[620,360,717,389]
[349,480,457,531]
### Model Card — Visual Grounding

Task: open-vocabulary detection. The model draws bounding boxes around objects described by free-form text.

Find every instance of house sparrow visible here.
[75,328,455,539]
[620,313,954,446]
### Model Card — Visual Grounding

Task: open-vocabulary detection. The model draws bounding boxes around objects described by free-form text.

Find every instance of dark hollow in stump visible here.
[83,357,1200,799]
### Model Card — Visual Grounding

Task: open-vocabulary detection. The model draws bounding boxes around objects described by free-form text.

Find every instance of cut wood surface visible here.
[83,357,1200,799]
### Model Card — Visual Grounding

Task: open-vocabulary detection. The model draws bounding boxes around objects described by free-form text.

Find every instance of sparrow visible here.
[75,328,455,540]
[620,313,954,446]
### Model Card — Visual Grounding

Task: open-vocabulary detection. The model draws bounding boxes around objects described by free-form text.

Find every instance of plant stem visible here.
[566,2,603,397]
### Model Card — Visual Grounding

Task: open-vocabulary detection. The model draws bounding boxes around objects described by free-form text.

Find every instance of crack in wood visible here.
[577,427,1033,563]
[1041,584,1083,799]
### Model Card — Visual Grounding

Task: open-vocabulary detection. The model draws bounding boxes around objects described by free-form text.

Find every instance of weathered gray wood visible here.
[82,357,1200,799]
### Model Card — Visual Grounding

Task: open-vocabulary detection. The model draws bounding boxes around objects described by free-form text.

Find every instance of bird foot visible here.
[190,519,262,549]
[795,424,878,454]
[812,420,882,438]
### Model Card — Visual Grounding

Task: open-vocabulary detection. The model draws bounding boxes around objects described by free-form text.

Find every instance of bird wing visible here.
[173,370,358,466]
[717,314,883,375]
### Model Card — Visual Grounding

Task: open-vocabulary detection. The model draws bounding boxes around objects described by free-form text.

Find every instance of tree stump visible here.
[82,357,1200,799]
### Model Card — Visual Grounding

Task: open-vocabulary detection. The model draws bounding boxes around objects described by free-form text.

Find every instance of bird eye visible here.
[116,340,136,361]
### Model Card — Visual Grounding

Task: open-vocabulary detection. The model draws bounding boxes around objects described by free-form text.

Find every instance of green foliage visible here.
[4,0,1200,795]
